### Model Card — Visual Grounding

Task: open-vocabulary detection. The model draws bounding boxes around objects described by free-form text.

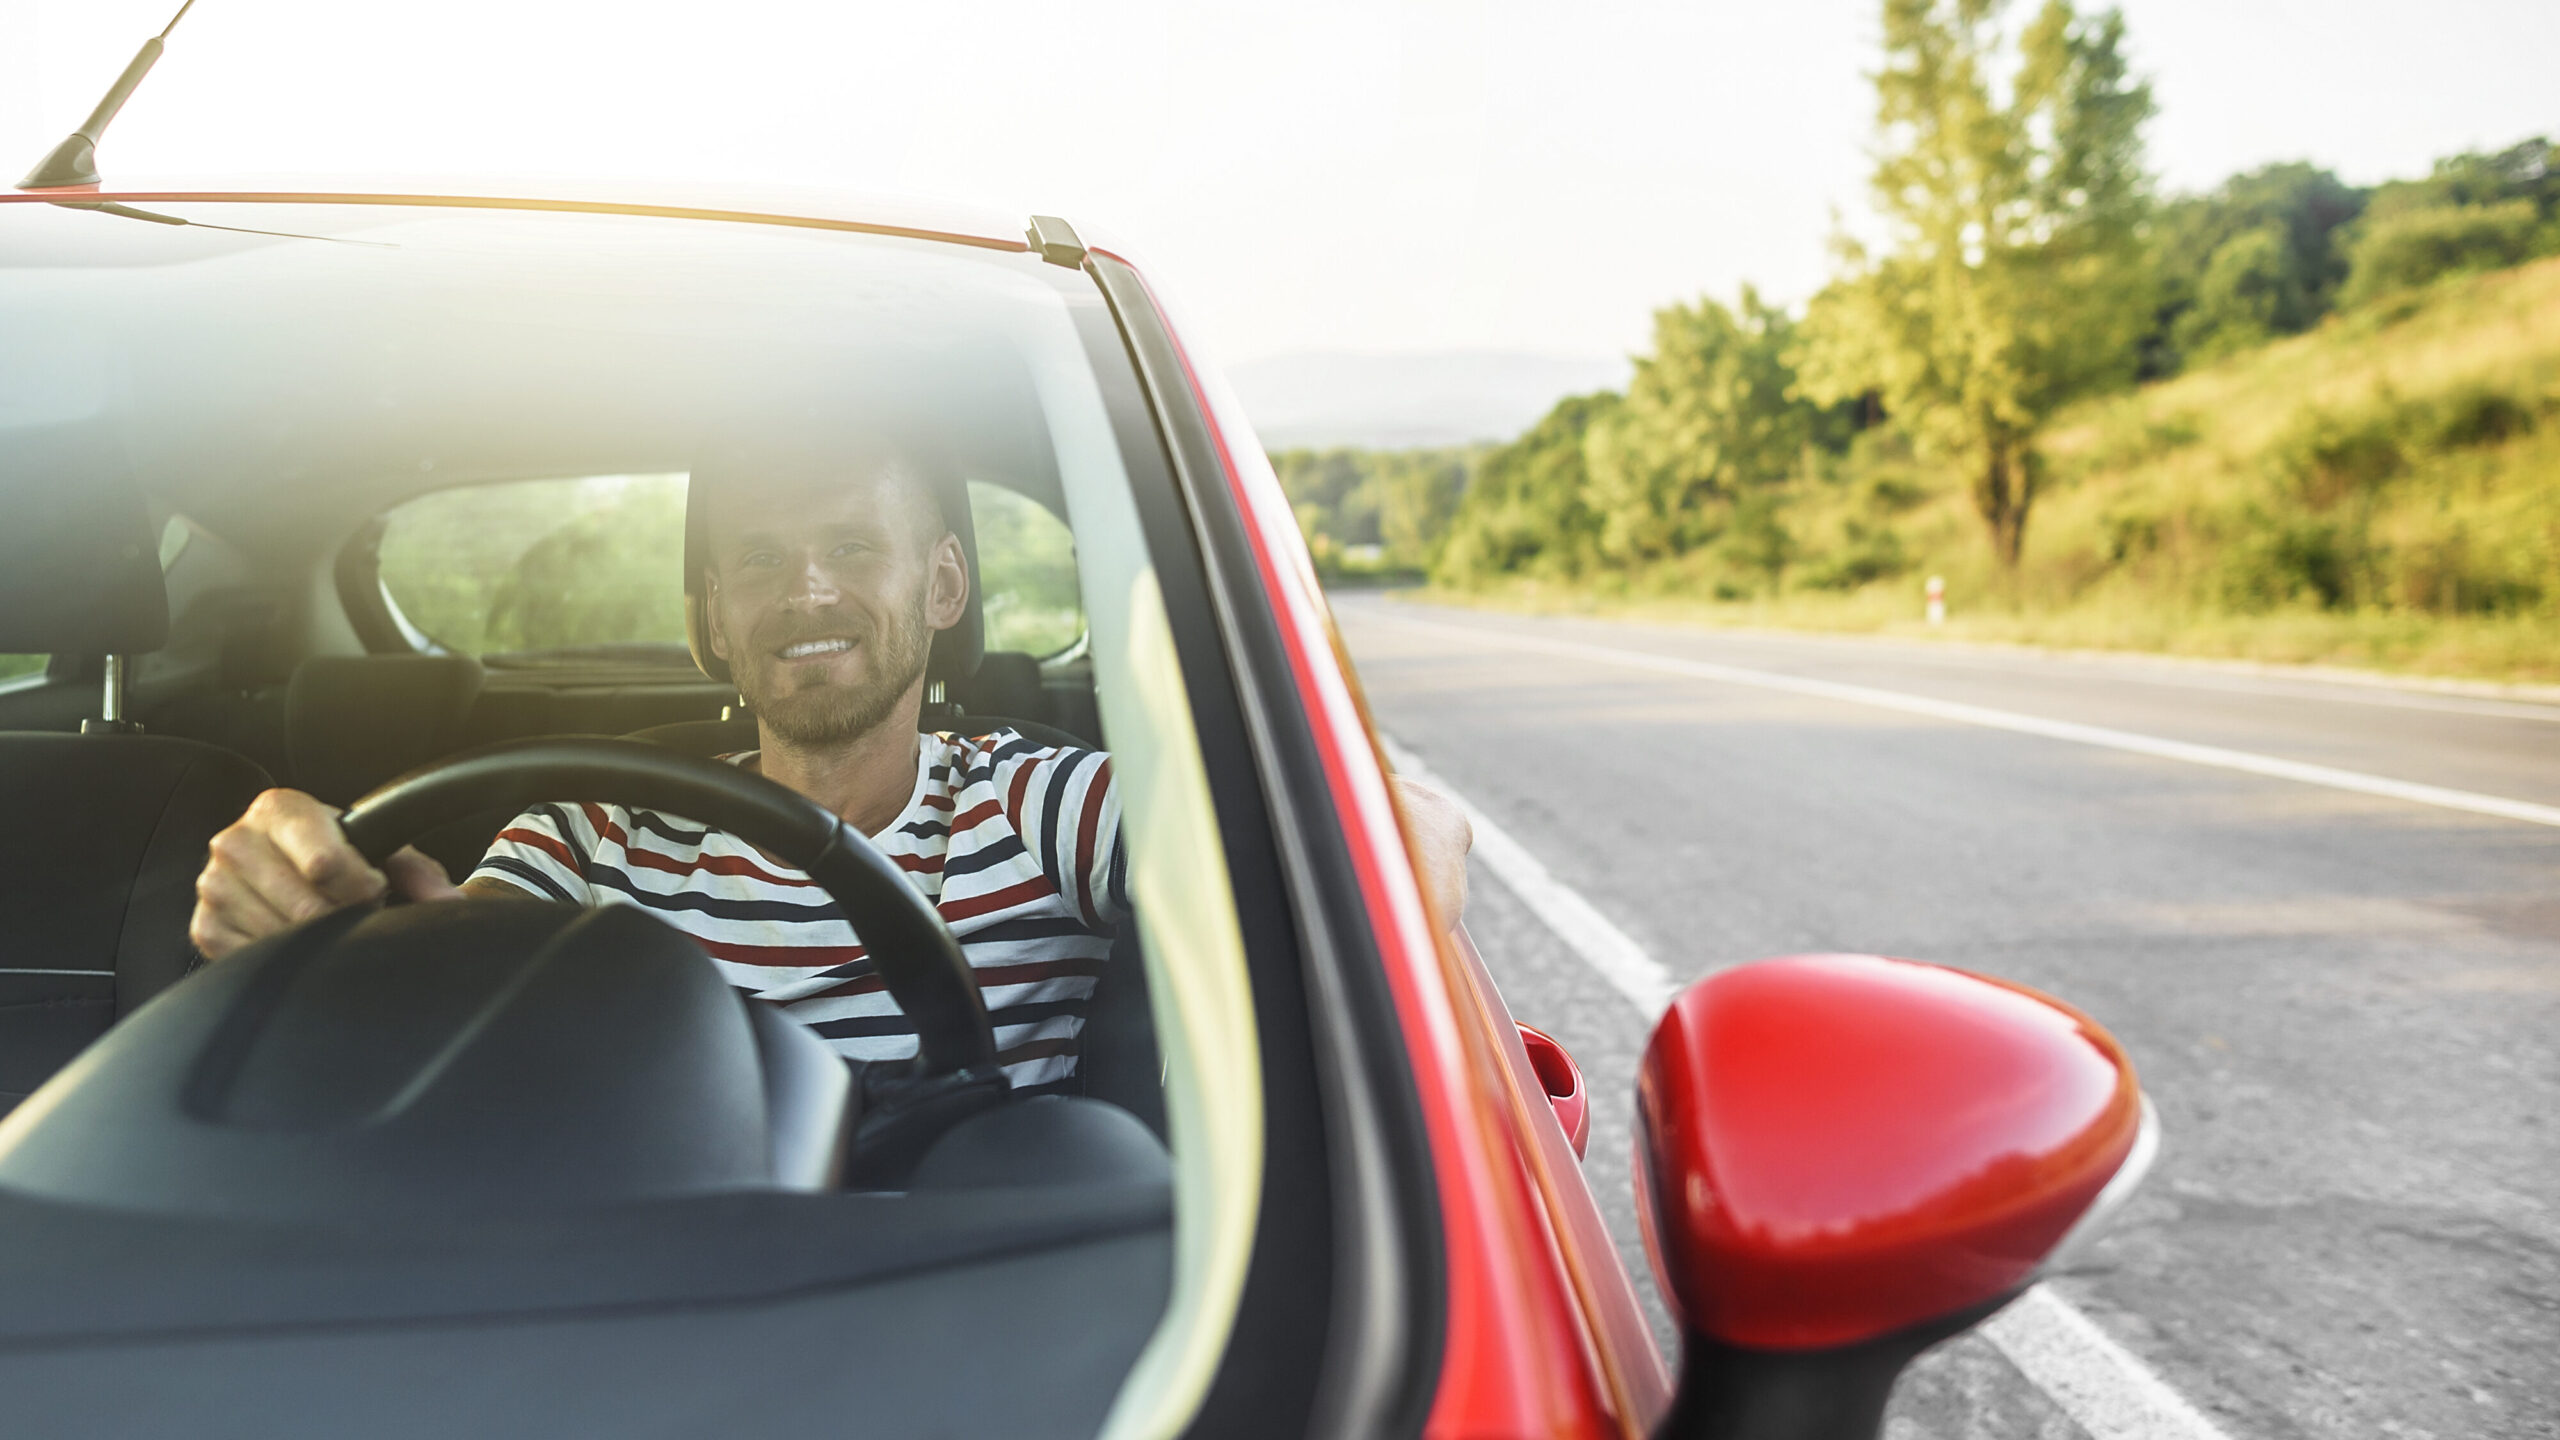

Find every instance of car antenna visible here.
[17,1,394,248]
[20,0,198,190]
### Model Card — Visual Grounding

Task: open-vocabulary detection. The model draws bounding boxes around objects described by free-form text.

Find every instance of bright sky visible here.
[4,0,2553,370]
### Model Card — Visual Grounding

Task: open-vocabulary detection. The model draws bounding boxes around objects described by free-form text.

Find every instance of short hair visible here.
[688,433,952,555]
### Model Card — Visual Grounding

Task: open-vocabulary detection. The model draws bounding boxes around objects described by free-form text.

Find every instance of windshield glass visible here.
[0,198,1258,1435]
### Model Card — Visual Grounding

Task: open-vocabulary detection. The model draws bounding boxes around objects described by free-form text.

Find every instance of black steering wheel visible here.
[337,737,998,1079]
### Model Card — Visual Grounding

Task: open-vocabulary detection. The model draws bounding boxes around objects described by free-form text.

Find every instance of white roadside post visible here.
[1925,575,1946,626]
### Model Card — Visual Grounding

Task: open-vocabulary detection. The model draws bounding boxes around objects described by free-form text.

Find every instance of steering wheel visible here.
[336,737,999,1079]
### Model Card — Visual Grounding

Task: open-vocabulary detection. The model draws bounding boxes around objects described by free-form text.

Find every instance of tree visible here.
[1797,0,2155,567]
[1431,393,1618,584]
[2146,162,2364,371]
[1582,287,1841,565]
[2174,222,2305,360]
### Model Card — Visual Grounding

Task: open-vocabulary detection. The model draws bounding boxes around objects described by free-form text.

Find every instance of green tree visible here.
[2173,222,2306,360]
[1583,287,1837,564]
[1432,393,1618,583]
[2338,137,2560,306]
[1797,0,2156,567]
[2144,162,2364,371]
[1376,451,1469,567]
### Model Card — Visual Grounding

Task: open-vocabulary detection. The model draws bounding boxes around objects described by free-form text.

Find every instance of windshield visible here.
[0,198,1261,1437]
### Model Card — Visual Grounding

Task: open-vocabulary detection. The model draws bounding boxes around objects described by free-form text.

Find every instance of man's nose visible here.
[780,552,843,610]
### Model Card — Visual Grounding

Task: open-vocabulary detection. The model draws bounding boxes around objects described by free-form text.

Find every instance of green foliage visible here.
[2145,163,2365,373]
[382,475,690,658]
[2334,138,2560,309]
[1797,0,2156,566]
[1716,491,1796,592]
[1583,289,1842,564]
[0,655,43,681]
[2361,136,2558,225]
[971,483,1084,655]
[1430,395,1615,583]
[2174,224,2308,361]
[1274,445,1481,577]
[2338,199,2546,308]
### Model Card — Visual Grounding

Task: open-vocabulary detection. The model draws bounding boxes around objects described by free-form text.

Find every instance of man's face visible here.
[701,460,967,747]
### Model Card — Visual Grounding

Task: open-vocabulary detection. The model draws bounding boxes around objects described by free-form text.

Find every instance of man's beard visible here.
[737,585,933,747]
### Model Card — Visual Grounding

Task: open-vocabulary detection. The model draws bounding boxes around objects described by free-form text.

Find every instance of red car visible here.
[0,171,2153,1438]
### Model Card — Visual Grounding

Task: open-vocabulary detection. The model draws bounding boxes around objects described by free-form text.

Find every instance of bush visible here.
[2339,200,2544,307]
[2174,224,2310,359]
[2218,512,2361,611]
[2413,384,2538,451]
[1797,518,1909,590]
[2267,406,2404,509]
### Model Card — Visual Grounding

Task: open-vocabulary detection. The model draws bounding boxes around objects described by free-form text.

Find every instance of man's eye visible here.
[831,541,868,559]
[740,552,779,569]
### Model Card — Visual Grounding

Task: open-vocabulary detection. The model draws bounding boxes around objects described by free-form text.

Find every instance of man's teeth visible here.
[780,638,853,659]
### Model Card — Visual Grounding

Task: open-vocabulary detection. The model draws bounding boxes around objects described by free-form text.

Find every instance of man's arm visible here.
[189,788,488,960]
[1392,775,1472,934]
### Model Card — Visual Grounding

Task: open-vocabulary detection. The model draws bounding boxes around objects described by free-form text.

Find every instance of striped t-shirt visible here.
[468,730,1124,1093]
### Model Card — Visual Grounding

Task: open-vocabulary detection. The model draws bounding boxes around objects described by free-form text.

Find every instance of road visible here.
[1330,594,2559,1440]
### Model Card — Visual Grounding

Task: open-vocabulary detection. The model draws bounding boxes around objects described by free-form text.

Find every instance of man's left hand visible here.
[1391,775,1472,934]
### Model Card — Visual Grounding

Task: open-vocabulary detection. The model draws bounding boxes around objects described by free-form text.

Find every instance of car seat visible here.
[286,654,487,806]
[0,470,270,1109]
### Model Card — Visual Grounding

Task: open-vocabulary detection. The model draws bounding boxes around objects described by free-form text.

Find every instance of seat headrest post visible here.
[78,654,146,736]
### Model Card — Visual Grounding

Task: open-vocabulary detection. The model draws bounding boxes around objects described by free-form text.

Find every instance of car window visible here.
[0,655,41,685]
[377,474,689,662]
[971,480,1083,656]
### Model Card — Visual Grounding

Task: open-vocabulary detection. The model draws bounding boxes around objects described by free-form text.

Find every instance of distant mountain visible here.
[1228,350,1630,451]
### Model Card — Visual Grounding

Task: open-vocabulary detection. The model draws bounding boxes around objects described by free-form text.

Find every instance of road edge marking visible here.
[1379,733,2237,1440]
[1380,613,2560,830]
[1984,1288,2236,1440]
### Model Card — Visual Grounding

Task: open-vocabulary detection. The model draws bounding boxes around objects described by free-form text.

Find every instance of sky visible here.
[3,0,2553,372]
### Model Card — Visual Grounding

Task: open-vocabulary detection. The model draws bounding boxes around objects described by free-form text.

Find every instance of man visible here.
[191,440,1471,1092]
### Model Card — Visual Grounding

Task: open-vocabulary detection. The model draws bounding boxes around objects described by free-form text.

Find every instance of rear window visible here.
[377,476,1083,661]
[379,473,687,661]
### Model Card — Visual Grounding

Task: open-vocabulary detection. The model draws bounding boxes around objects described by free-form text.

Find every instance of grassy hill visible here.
[1436,255,2560,684]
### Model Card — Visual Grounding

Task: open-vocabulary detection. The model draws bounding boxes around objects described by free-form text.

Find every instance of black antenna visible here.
[19,0,199,190]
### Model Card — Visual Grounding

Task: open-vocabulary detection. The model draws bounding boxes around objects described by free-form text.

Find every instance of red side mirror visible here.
[1636,954,2151,1440]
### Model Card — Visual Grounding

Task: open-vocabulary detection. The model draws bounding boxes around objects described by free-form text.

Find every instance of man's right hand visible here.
[190,788,462,960]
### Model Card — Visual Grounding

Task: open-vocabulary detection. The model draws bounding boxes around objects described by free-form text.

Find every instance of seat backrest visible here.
[286,654,485,806]
[950,650,1053,727]
[0,463,275,1106]
[0,734,271,1021]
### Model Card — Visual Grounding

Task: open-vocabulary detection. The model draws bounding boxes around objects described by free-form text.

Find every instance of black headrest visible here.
[680,473,984,689]
[286,655,486,806]
[0,466,167,656]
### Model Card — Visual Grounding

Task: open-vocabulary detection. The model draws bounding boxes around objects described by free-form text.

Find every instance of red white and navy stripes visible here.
[469,730,1123,1092]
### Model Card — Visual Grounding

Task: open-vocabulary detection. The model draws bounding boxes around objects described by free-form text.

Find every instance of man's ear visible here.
[925,532,968,632]
[703,569,734,662]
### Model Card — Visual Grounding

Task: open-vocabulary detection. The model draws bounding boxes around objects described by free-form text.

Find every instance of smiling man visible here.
[190,436,1472,1092]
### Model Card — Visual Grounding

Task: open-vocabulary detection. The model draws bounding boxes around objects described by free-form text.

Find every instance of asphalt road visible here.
[1331,594,2559,1440]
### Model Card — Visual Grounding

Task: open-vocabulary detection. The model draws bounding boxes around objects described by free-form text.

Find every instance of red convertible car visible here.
[0,173,2153,1439]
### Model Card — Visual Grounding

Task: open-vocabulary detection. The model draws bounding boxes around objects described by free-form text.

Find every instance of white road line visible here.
[1379,733,2238,1440]
[1984,1289,2236,1440]
[1381,613,2560,830]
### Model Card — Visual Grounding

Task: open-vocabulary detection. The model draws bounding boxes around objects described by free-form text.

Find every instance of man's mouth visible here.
[775,637,855,660]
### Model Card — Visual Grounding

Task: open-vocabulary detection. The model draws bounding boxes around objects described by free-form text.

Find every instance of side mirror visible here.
[1636,954,2154,1440]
